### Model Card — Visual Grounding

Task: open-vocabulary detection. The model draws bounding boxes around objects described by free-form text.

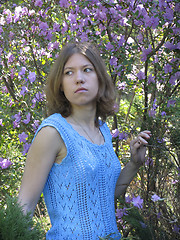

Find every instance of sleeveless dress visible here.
[34,113,121,240]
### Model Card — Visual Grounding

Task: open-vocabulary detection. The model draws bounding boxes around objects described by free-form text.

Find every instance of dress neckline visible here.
[60,114,106,147]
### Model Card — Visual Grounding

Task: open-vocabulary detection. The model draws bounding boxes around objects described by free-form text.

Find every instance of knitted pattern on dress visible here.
[34,113,121,240]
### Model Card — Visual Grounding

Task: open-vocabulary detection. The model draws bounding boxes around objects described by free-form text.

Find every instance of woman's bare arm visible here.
[115,130,151,198]
[18,126,63,215]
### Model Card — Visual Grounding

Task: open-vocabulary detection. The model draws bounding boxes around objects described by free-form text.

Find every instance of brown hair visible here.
[45,42,115,126]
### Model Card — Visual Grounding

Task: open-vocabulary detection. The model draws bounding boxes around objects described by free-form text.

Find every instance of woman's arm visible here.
[115,130,151,199]
[18,126,63,215]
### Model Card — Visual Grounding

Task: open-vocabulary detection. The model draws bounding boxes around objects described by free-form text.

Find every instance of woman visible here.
[18,42,151,239]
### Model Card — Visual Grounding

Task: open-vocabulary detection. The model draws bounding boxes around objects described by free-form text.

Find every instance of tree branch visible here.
[2,76,17,101]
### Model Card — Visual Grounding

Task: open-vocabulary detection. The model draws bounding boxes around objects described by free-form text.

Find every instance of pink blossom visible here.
[164,63,172,73]
[0,119,3,126]
[118,35,125,47]
[173,224,180,233]
[13,112,21,122]
[113,103,119,113]
[28,10,35,16]
[117,81,126,90]
[109,56,118,66]
[157,138,164,144]
[5,10,13,24]
[0,26,3,34]
[35,0,43,7]
[13,121,20,128]
[125,195,131,203]
[110,7,118,20]
[159,0,167,10]
[0,158,12,169]
[47,42,54,51]
[119,132,128,140]
[32,98,37,108]
[169,75,176,85]
[59,0,69,8]
[137,33,143,43]
[82,8,90,16]
[28,71,36,83]
[151,194,161,202]
[148,109,156,118]
[172,179,178,184]
[13,6,23,23]
[161,111,166,116]
[21,7,28,16]
[164,41,177,50]
[153,98,158,110]
[19,67,26,76]
[53,23,60,32]
[35,92,44,101]
[145,157,153,166]
[46,30,53,41]
[153,55,158,63]
[132,196,143,209]
[61,22,68,34]
[120,17,129,27]
[1,86,8,94]
[18,132,28,143]
[148,74,155,84]
[137,71,145,80]
[94,8,107,22]
[169,72,180,85]
[23,112,31,124]
[164,7,174,22]
[111,129,119,138]
[68,13,77,24]
[141,45,152,61]
[144,15,159,29]
[32,120,40,131]
[116,208,128,219]
[22,143,31,155]
[167,99,176,108]
[20,86,28,97]
[106,42,113,50]
[53,42,59,49]
[8,54,15,63]
[39,22,49,31]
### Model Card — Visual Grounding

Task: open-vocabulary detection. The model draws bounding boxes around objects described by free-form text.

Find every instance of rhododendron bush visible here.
[0,0,179,239]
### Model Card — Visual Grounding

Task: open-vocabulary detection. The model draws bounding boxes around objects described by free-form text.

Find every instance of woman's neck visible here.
[67,104,97,129]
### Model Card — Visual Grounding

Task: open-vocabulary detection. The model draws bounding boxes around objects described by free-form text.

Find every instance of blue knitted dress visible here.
[35,113,121,240]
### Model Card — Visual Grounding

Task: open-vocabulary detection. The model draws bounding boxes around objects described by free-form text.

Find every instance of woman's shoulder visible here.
[43,113,63,124]
[32,113,64,141]
[99,120,112,142]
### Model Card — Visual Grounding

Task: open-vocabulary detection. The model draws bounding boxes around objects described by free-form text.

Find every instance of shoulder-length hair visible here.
[45,42,116,126]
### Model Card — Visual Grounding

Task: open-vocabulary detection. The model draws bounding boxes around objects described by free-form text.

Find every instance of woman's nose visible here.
[75,71,85,84]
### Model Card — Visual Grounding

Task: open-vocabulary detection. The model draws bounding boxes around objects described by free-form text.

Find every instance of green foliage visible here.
[0,196,45,240]
[0,0,179,239]
[123,208,152,240]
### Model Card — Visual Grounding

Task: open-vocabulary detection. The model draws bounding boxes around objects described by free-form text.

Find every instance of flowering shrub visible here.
[0,0,179,238]
[0,158,12,169]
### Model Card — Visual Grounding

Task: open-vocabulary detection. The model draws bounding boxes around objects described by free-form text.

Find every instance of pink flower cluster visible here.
[111,129,128,140]
[0,157,12,169]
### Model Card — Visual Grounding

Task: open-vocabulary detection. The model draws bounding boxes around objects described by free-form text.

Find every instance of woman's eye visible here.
[64,71,73,76]
[84,68,93,73]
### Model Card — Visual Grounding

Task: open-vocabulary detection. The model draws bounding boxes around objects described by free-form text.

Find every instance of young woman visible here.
[18,42,151,240]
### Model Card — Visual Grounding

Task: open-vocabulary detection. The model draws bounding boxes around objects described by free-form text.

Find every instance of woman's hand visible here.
[130,130,151,167]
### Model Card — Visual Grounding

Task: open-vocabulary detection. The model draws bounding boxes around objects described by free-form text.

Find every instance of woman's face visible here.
[61,53,99,109]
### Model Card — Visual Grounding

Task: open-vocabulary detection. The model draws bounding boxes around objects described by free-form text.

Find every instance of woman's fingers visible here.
[137,136,148,145]
[133,130,151,147]
[138,130,151,139]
